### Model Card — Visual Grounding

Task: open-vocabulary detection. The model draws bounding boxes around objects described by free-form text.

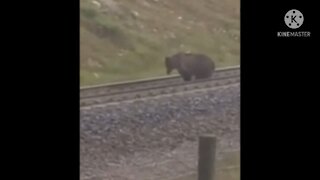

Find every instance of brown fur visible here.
[165,52,215,81]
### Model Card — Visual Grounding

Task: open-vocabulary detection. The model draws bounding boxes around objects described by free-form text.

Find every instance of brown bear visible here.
[165,52,215,81]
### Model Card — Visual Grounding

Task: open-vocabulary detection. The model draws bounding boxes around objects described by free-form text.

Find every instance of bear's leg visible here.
[178,69,192,81]
[195,71,212,80]
[182,73,192,81]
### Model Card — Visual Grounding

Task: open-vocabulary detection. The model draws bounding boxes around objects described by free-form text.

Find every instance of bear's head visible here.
[165,56,173,74]
[165,53,183,74]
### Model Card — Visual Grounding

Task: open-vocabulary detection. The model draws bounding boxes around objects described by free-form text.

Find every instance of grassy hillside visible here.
[80,0,240,86]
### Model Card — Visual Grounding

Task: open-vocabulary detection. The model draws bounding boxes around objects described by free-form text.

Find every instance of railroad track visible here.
[80,66,240,107]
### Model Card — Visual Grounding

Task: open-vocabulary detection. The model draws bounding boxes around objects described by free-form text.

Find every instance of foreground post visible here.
[198,135,217,180]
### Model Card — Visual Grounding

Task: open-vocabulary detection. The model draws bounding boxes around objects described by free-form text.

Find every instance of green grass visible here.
[80,0,240,86]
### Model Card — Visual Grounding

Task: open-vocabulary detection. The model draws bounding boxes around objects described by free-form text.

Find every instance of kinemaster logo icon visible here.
[284,9,303,29]
[277,9,311,37]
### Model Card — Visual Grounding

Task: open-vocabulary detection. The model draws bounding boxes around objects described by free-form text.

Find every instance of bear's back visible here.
[179,53,214,73]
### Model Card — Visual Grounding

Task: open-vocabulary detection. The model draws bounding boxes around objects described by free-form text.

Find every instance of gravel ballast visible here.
[80,83,240,180]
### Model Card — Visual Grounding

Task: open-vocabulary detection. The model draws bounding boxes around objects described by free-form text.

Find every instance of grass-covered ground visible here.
[80,0,240,86]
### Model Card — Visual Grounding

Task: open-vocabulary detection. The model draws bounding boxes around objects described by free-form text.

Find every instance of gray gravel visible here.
[80,84,240,180]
